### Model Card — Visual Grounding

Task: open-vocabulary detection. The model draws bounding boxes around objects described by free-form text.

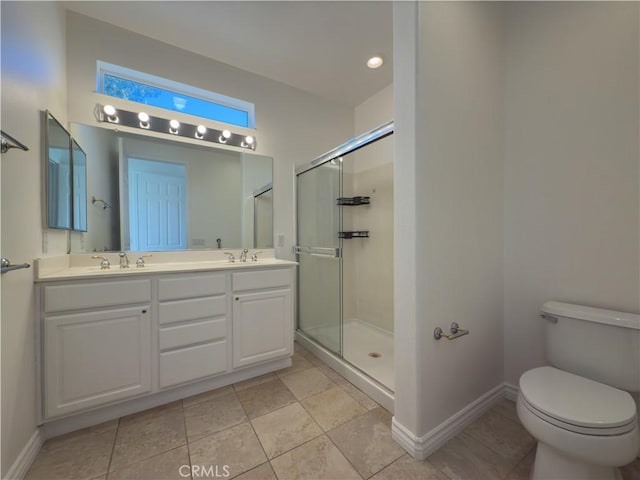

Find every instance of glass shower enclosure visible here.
[295,121,394,391]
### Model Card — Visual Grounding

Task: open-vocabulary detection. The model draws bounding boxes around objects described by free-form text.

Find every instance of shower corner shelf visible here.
[339,231,369,239]
[337,196,370,206]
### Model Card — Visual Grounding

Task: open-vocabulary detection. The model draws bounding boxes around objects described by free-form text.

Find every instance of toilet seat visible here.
[519,367,637,435]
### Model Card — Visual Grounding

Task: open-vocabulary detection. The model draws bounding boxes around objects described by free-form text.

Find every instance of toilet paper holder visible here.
[434,322,469,341]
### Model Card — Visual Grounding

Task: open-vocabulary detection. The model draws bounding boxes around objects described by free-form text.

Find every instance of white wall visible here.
[65,11,354,260]
[394,1,639,449]
[0,2,68,475]
[503,2,640,386]
[394,1,505,440]
[343,86,394,332]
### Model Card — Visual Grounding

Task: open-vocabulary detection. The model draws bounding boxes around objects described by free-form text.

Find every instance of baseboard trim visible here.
[504,382,519,401]
[392,382,510,460]
[3,429,43,480]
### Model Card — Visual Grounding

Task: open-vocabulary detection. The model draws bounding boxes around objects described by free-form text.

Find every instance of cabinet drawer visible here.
[159,296,226,325]
[232,269,292,292]
[159,318,226,351]
[158,273,226,301]
[159,341,227,388]
[44,279,151,313]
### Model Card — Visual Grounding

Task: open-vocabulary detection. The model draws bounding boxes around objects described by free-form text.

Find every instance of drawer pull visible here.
[235,297,239,301]
[142,309,147,314]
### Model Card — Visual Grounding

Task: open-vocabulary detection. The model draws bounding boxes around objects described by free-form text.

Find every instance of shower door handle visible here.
[293,246,341,258]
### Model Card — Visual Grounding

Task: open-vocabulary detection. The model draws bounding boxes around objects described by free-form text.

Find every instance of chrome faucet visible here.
[239,249,249,262]
[119,251,130,269]
[91,255,111,270]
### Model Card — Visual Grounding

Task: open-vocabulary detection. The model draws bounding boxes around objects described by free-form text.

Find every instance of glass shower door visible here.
[296,162,342,355]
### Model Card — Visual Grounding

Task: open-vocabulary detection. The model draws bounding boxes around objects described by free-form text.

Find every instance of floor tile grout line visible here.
[183,386,237,410]
[323,429,366,480]
[103,418,120,479]
[108,444,190,477]
[462,410,534,469]
[299,391,373,433]
[324,407,406,480]
[245,397,325,463]
[232,371,287,393]
[500,444,537,480]
[266,431,328,463]
[234,385,272,475]
[180,399,194,480]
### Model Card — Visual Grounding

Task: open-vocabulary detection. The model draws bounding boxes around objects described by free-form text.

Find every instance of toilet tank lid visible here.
[542,301,640,331]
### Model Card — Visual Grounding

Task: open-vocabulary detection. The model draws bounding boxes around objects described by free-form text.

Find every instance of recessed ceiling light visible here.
[367,56,384,69]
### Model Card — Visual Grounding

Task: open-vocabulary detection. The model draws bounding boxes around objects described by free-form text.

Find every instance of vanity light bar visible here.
[98,105,257,150]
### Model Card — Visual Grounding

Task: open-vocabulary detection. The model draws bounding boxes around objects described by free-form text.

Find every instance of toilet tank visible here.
[541,301,640,392]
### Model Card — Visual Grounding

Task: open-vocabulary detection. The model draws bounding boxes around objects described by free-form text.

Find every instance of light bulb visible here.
[169,119,180,129]
[138,112,150,128]
[244,136,254,145]
[197,125,207,135]
[366,56,384,69]
[103,105,119,123]
[219,130,231,143]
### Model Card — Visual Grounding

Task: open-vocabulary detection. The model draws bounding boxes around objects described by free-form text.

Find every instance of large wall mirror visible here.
[69,124,273,253]
[45,111,88,231]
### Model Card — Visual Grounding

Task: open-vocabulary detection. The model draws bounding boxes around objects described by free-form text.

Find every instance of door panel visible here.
[295,162,342,355]
[129,158,187,251]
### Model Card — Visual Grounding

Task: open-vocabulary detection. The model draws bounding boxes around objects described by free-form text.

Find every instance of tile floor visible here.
[25,342,640,480]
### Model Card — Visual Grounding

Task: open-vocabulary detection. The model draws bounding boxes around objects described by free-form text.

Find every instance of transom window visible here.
[96,61,255,128]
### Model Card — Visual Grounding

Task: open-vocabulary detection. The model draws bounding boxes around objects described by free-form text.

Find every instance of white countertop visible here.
[35,256,297,282]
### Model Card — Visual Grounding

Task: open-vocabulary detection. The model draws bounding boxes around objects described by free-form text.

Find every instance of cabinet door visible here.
[232,289,293,368]
[44,306,151,418]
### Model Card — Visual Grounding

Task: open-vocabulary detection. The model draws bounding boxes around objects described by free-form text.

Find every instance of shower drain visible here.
[368,352,382,359]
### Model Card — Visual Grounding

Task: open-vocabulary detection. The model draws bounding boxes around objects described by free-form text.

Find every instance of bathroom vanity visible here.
[35,254,296,425]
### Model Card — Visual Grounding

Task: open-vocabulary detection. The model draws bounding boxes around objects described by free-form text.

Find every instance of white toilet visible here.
[517,301,640,480]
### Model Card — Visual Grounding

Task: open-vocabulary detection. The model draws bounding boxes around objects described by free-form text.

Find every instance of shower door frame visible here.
[294,121,394,409]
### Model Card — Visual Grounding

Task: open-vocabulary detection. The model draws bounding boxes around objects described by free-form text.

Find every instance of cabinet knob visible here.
[142,309,147,314]
[235,297,239,301]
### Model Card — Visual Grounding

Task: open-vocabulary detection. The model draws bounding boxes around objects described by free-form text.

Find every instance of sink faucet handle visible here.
[251,250,263,262]
[91,255,111,270]
[136,254,152,268]
[119,251,130,268]
[224,252,236,263]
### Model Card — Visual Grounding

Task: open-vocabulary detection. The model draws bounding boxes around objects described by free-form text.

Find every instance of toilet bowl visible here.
[518,366,638,480]
[517,302,640,480]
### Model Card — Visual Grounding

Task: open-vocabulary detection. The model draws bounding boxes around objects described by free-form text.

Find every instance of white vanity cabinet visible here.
[157,273,229,388]
[41,279,152,418]
[37,261,295,422]
[232,269,293,368]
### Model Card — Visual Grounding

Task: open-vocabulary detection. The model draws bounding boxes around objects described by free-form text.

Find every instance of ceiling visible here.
[63,1,393,108]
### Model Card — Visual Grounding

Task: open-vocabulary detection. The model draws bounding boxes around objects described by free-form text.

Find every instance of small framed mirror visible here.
[45,111,72,230]
[71,138,87,232]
